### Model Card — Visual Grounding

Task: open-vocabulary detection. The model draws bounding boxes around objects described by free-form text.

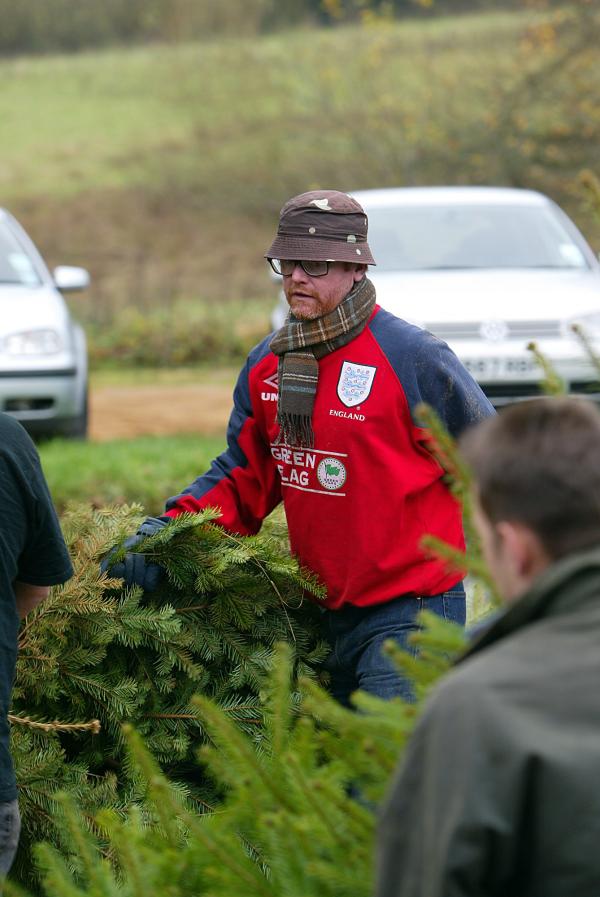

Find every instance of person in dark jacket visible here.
[376,395,600,897]
[104,190,493,703]
[0,413,73,883]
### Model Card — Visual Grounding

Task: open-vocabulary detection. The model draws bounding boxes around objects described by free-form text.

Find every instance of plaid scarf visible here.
[269,276,376,447]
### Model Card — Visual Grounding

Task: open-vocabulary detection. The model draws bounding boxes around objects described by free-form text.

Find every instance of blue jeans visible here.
[0,799,20,882]
[321,585,466,706]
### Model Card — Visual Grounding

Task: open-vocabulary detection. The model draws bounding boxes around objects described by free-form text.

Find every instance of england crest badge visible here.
[337,361,377,408]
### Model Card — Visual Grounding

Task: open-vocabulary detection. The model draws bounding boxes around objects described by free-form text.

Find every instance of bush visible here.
[86,300,270,369]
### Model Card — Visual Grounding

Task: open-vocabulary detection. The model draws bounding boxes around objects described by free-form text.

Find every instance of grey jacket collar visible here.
[459,544,600,664]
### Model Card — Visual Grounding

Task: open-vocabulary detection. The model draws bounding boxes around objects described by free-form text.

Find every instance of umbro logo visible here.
[262,372,279,402]
[264,373,279,390]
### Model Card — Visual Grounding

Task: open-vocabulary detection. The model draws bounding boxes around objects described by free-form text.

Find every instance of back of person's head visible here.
[460,397,600,562]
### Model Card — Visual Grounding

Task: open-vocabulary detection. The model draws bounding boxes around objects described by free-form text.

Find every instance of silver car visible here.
[272,186,600,405]
[0,209,89,437]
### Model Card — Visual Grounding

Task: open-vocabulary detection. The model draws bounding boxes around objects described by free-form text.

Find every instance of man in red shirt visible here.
[106,190,494,703]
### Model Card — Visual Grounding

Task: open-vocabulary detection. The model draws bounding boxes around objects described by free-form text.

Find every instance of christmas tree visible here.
[11,503,328,889]
[9,626,467,897]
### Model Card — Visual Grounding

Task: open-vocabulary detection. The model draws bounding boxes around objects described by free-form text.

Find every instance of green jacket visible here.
[376,546,600,897]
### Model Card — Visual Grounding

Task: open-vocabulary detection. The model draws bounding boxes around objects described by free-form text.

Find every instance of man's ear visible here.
[496,520,549,580]
[353,264,368,282]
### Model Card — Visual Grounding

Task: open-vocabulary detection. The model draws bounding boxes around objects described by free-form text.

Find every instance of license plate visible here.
[463,357,538,379]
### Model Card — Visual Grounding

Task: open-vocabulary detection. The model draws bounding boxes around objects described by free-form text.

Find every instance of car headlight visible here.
[4,329,62,356]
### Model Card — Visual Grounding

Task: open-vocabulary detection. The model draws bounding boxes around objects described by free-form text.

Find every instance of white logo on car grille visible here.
[479,319,509,342]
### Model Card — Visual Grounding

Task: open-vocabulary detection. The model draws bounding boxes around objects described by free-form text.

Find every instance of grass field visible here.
[5,4,598,343]
[39,431,226,514]
[42,367,235,512]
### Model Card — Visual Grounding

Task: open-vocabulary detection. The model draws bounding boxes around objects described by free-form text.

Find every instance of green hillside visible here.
[2,5,598,345]
[0,10,539,203]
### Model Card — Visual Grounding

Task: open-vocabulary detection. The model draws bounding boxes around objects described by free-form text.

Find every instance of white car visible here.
[0,208,90,437]
[271,187,600,405]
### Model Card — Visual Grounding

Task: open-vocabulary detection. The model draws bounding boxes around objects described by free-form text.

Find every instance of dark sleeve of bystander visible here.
[0,413,73,599]
[0,413,73,807]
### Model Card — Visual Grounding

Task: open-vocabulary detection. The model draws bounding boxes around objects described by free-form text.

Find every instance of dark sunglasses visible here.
[268,258,331,277]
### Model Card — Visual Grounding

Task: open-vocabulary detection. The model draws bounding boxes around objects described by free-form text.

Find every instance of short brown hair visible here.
[460,397,600,561]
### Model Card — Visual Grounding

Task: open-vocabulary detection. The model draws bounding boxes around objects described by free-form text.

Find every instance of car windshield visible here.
[366,203,590,272]
[0,220,42,286]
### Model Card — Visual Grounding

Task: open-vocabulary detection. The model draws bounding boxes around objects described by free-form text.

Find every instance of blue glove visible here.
[101,516,169,591]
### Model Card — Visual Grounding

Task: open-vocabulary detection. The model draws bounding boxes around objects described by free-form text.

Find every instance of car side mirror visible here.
[53,266,90,293]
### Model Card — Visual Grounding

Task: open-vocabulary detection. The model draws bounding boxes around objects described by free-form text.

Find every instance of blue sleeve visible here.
[164,337,281,533]
[369,310,495,438]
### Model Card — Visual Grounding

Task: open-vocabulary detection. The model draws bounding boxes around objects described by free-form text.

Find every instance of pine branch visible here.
[420,535,500,604]
[526,341,567,395]
[12,502,324,890]
[8,715,101,735]
[14,616,475,897]
[414,402,501,607]
[570,323,600,382]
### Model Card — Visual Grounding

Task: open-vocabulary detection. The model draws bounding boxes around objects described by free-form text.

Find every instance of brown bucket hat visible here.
[265,189,376,265]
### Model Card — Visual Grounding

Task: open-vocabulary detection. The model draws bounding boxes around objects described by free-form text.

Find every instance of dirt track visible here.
[89,382,234,441]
